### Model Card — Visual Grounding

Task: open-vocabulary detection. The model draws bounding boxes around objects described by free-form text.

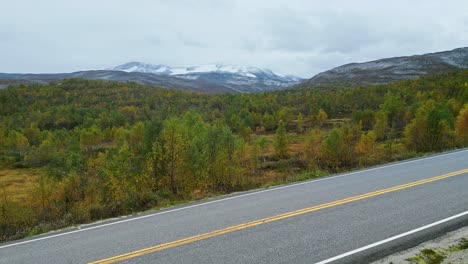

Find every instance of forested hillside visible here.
[1,70,467,241]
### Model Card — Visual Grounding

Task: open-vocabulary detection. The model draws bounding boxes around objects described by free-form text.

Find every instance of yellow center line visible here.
[89,168,468,264]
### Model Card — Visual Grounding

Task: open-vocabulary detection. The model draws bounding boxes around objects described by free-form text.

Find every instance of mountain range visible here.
[0,47,467,92]
[108,62,303,92]
[0,63,302,93]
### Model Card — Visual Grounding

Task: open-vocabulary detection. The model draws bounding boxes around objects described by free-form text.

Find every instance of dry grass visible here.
[253,170,281,186]
[254,132,307,156]
[0,168,43,202]
[246,132,309,186]
[288,133,307,154]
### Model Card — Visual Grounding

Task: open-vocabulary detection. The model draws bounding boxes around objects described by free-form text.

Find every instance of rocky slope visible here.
[304,47,468,87]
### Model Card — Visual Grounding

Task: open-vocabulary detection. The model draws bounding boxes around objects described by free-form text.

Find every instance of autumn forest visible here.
[0,70,467,241]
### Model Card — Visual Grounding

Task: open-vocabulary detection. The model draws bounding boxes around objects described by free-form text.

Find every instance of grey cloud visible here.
[1,0,467,77]
[317,15,381,53]
[261,9,319,52]
[178,35,207,48]
[0,30,20,44]
[260,9,380,54]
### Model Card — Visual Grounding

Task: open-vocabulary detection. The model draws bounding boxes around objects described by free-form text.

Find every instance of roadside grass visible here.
[0,140,459,243]
[407,249,446,264]
[406,238,468,264]
[448,237,468,251]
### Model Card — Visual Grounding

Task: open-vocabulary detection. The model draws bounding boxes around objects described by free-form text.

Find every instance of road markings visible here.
[1,149,466,250]
[315,210,468,264]
[89,168,468,264]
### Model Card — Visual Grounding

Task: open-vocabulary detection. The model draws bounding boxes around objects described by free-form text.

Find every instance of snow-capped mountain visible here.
[304,47,468,87]
[107,62,303,92]
[0,63,302,94]
[109,62,170,74]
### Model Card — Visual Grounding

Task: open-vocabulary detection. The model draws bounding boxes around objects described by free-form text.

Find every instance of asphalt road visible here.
[1,149,467,264]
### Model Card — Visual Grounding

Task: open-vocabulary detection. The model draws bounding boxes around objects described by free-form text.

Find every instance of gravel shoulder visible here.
[372,226,468,264]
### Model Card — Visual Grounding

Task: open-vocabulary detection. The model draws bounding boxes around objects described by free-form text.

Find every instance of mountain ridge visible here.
[106,62,303,92]
[304,47,468,87]
[105,61,302,80]
[0,70,236,93]
[107,62,302,80]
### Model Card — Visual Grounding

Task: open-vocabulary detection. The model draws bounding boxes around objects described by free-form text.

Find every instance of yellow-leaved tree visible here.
[455,104,468,146]
[162,118,188,194]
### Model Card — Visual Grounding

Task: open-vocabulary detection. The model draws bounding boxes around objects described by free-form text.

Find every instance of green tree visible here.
[321,124,360,169]
[274,120,288,158]
[147,139,166,188]
[161,118,188,194]
[6,131,29,156]
[321,128,342,169]
[297,113,304,133]
[404,100,454,152]
[228,114,243,133]
[24,139,57,167]
[262,113,276,131]
[239,126,253,141]
[380,92,405,133]
[142,120,162,154]
[24,123,41,147]
[352,109,375,131]
[129,122,144,154]
[239,108,254,129]
[277,107,294,123]
[373,111,389,140]
[256,136,269,162]
[79,126,102,153]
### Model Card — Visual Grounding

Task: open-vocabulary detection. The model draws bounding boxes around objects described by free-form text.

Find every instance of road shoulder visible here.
[371,226,468,264]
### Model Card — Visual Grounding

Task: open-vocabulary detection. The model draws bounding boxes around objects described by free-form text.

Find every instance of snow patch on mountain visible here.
[106,62,303,92]
[305,47,468,87]
[107,62,301,81]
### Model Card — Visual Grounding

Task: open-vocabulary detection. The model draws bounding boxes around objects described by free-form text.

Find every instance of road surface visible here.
[1,149,467,264]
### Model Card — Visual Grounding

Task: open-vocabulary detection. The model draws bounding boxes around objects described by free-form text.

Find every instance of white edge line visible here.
[0,149,466,249]
[314,210,468,264]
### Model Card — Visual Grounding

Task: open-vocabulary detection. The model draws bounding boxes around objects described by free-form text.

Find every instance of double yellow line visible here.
[90,168,468,264]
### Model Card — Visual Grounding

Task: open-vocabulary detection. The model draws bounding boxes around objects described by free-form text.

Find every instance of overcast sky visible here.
[1,0,467,77]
